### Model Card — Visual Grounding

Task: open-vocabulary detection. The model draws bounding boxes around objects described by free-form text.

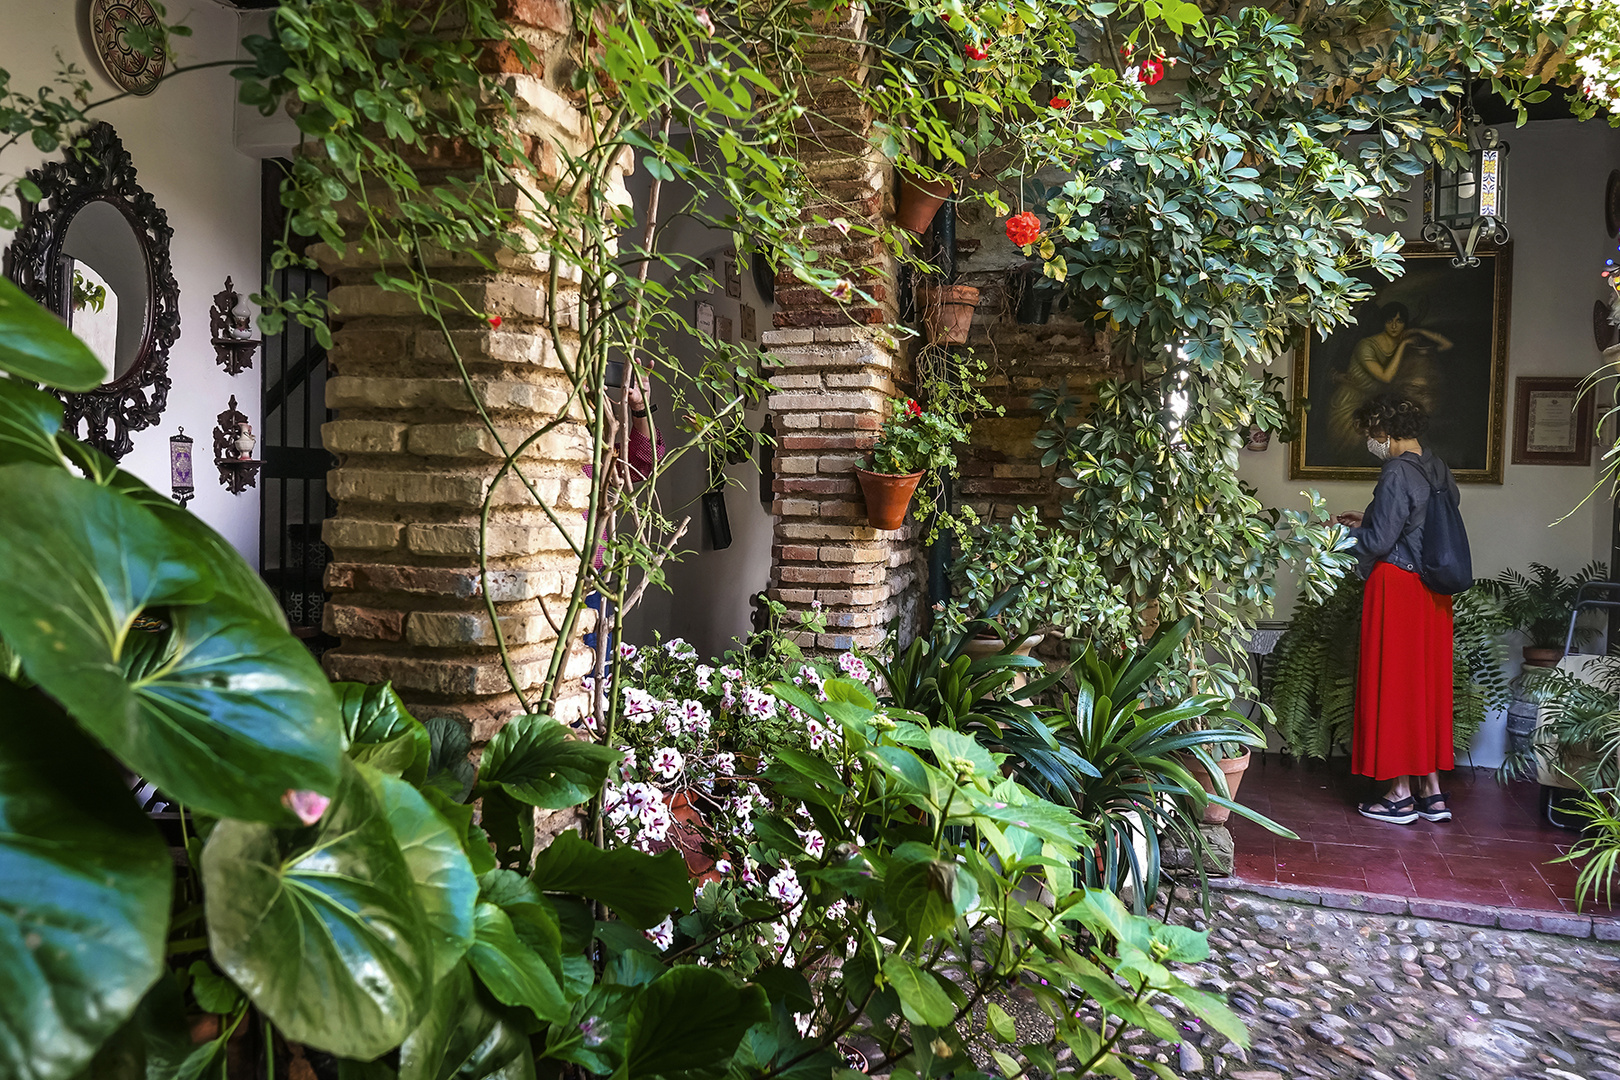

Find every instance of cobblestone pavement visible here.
[981,889,1620,1079]
[1155,891,1620,1079]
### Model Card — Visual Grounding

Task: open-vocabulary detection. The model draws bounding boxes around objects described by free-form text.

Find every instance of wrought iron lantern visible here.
[1422,106,1509,268]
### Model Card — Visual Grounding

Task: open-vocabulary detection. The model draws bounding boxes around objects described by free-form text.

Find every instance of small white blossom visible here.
[651,746,685,779]
[645,916,674,950]
[767,864,803,905]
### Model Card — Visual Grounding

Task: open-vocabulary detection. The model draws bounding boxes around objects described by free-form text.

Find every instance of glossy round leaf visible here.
[623,966,769,1079]
[0,684,172,1080]
[203,761,433,1058]
[0,466,340,821]
[369,768,478,983]
[0,276,106,390]
[400,963,536,1080]
[339,681,431,783]
[477,714,621,809]
[0,378,68,469]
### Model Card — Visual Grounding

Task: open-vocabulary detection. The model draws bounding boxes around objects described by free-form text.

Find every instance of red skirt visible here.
[1352,563,1455,780]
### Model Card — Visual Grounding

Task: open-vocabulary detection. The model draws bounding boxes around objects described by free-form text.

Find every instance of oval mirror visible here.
[62,200,150,381]
[2,122,179,460]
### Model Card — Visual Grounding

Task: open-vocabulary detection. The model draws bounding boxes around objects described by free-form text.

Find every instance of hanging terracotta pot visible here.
[1179,749,1252,825]
[895,172,955,233]
[916,284,980,344]
[855,467,924,530]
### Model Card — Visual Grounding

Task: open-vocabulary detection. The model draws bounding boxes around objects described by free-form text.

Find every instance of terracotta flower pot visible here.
[855,467,924,530]
[668,791,721,884]
[916,284,980,344]
[963,632,1046,688]
[1180,749,1251,825]
[895,172,955,233]
[1244,426,1271,452]
[1522,646,1564,668]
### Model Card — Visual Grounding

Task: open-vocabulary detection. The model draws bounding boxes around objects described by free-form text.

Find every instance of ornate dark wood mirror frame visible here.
[3,122,180,460]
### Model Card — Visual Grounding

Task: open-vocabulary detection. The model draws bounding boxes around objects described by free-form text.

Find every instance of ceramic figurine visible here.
[234,423,256,460]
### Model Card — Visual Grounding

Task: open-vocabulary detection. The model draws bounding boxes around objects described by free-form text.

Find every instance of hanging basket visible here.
[916,284,980,344]
[855,467,924,530]
[895,172,955,233]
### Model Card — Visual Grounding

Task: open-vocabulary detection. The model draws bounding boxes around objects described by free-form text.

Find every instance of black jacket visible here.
[1349,448,1459,580]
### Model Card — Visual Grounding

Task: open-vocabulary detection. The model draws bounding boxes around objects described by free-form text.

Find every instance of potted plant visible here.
[894,167,956,233]
[915,281,981,343]
[855,396,969,530]
[1479,561,1608,668]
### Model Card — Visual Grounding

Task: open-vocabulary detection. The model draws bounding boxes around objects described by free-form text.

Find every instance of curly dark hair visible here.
[1354,393,1429,440]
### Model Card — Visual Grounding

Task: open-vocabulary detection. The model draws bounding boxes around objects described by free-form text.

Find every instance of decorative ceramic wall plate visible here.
[87,0,166,97]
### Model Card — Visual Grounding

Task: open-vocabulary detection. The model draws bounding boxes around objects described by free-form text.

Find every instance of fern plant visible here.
[1265,579,1510,760]
[1478,561,1608,650]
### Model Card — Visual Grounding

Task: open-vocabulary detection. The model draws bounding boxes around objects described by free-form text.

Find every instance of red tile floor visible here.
[1229,755,1615,915]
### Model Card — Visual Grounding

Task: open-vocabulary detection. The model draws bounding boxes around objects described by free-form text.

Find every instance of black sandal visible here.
[1415,792,1452,823]
[1357,795,1419,824]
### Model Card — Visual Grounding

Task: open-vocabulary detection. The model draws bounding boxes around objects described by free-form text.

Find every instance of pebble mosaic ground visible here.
[984,890,1620,1079]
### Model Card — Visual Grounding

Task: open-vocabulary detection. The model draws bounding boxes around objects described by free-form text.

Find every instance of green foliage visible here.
[1035,376,1358,702]
[1478,561,1607,650]
[1555,791,1620,912]
[1266,579,1510,760]
[945,505,1135,643]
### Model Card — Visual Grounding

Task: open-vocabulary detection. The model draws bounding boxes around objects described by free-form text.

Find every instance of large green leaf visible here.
[880,957,956,1028]
[466,903,569,1025]
[107,469,285,625]
[339,682,431,783]
[883,841,974,944]
[529,831,690,930]
[370,770,478,984]
[0,276,105,390]
[202,761,433,1058]
[424,717,477,802]
[400,963,536,1080]
[0,684,172,1080]
[0,378,68,469]
[477,715,621,809]
[0,465,340,821]
[620,967,769,1080]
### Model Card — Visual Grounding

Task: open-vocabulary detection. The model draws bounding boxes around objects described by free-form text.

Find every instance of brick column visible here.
[318,70,610,737]
[764,8,922,652]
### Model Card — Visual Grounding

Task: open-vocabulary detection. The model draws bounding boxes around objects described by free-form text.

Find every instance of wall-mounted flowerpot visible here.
[895,172,955,234]
[1008,266,1053,325]
[961,633,1045,662]
[1180,749,1252,825]
[1244,426,1271,452]
[916,284,980,344]
[1522,646,1564,668]
[855,467,923,530]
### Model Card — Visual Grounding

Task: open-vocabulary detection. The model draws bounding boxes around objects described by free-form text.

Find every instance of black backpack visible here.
[1398,457,1472,595]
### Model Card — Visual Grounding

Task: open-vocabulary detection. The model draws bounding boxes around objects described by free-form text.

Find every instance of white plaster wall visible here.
[619,171,778,657]
[0,0,264,562]
[1241,117,1620,767]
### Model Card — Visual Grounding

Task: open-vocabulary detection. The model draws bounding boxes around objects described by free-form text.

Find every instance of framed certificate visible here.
[1511,376,1594,466]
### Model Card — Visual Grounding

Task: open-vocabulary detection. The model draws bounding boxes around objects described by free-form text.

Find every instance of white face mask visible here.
[1366,436,1392,461]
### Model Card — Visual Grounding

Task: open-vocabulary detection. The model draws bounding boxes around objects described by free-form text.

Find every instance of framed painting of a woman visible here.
[1290,242,1512,484]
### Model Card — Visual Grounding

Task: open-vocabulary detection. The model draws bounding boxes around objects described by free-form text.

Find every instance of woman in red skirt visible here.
[1334,394,1461,824]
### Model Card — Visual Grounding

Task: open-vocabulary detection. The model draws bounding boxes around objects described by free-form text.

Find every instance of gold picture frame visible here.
[1290,241,1512,484]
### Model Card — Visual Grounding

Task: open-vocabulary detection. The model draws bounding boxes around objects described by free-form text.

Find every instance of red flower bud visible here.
[488,315,503,328]
[965,44,989,60]
[1049,96,1071,109]
[1005,211,1042,247]
[906,399,922,417]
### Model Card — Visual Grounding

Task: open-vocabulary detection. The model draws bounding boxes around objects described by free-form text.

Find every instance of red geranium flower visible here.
[488,315,502,328]
[906,399,923,417]
[1138,57,1165,85]
[965,44,989,60]
[1049,96,1071,109]
[1005,211,1041,247]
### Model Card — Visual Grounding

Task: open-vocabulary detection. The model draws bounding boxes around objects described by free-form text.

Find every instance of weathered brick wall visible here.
[763,6,922,652]
[318,58,610,736]
[944,202,1119,525]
